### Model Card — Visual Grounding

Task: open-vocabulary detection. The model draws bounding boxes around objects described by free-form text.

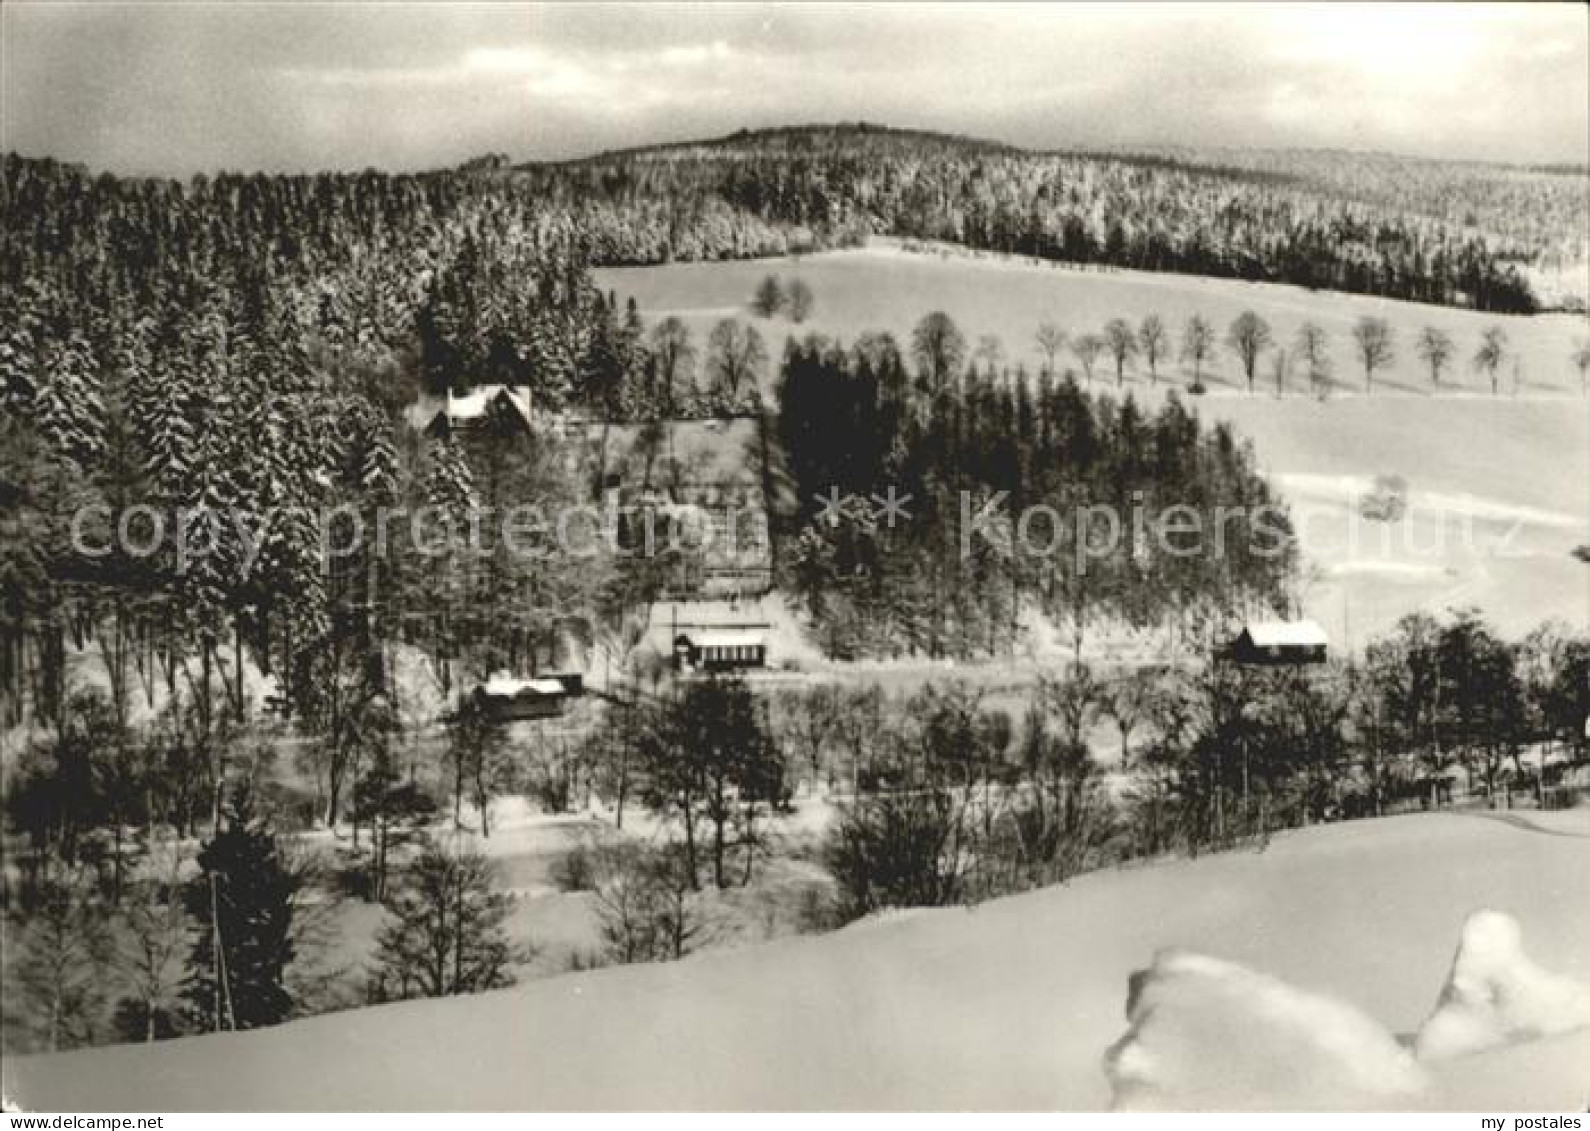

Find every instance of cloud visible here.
[657,40,735,67]
[277,38,744,108]
[1,2,1583,175]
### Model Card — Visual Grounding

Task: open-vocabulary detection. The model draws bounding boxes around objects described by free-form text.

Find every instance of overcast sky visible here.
[3,2,1585,176]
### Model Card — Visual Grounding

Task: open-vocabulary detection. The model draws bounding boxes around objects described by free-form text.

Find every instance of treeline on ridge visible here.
[503,124,1579,312]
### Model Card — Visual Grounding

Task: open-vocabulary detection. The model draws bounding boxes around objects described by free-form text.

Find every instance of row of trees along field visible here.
[774,314,1296,659]
[502,125,1586,312]
[6,605,1586,1051]
[1033,309,1590,395]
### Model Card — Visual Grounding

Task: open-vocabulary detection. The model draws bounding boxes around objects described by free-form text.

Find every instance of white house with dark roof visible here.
[673,628,768,673]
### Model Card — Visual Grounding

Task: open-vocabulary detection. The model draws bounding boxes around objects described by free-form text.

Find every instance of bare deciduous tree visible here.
[114,854,190,1043]
[1295,321,1331,395]
[591,843,706,964]
[1226,311,1273,394]
[974,333,1004,371]
[1034,322,1067,375]
[911,311,967,397]
[776,685,841,793]
[833,685,884,796]
[1071,333,1104,384]
[1352,316,1395,391]
[448,696,512,836]
[786,278,814,323]
[1181,315,1215,389]
[750,274,785,318]
[648,316,695,415]
[1104,668,1162,767]
[370,842,519,1001]
[1270,347,1290,396]
[1473,325,1508,395]
[1138,314,1168,383]
[1103,318,1137,386]
[1043,663,1106,755]
[706,318,768,409]
[1573,338,1590,393]
[1415,326,1454,386]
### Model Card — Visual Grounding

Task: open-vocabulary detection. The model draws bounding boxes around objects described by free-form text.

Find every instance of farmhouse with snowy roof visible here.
[1220,619,1329,665]
[469,671,584,722]
[404,385,533,440]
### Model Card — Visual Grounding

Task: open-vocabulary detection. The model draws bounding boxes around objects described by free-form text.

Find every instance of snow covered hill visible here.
[5,811,1587,1111]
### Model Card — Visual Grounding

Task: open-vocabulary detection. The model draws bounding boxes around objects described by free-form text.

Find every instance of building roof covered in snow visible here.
[405,385,533,436]
[481,674,567,698]
[469,671,584,722]
[1242,620,1329,648]
[1223,619,1329,665]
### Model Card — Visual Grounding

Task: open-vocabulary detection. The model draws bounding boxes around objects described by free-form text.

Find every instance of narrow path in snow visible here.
[1450,809,1590,838]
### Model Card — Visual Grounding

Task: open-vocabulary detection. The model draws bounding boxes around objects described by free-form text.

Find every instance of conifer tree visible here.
[183,795,298,1032]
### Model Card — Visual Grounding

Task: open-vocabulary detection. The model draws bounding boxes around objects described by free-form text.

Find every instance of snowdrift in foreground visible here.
[4,813,1587,1111]
[1105,950,1428,1110]
[1416,909,1590,1061]
[1106,911,1590,1111]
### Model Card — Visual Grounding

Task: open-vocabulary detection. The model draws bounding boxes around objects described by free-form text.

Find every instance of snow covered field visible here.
[6,810,1586,1111]
[598,245,1590,642]
[1210,397,1589,640]
[595,241,1590,400]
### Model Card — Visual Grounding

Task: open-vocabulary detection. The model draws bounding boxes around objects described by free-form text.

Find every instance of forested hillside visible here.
[0,152,637,746]
[504,124,1587,313]
[774,333,1294,659]
[4,131,1583,741]
[0,150,1293,745]
[4,146,1588,1061]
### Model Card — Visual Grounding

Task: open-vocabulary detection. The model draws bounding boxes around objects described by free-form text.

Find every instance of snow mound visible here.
[1105,912,1590,1111]
[1414,909,1590,1061]
[1103,949,1428,1111]
[7,816,1586,1111]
